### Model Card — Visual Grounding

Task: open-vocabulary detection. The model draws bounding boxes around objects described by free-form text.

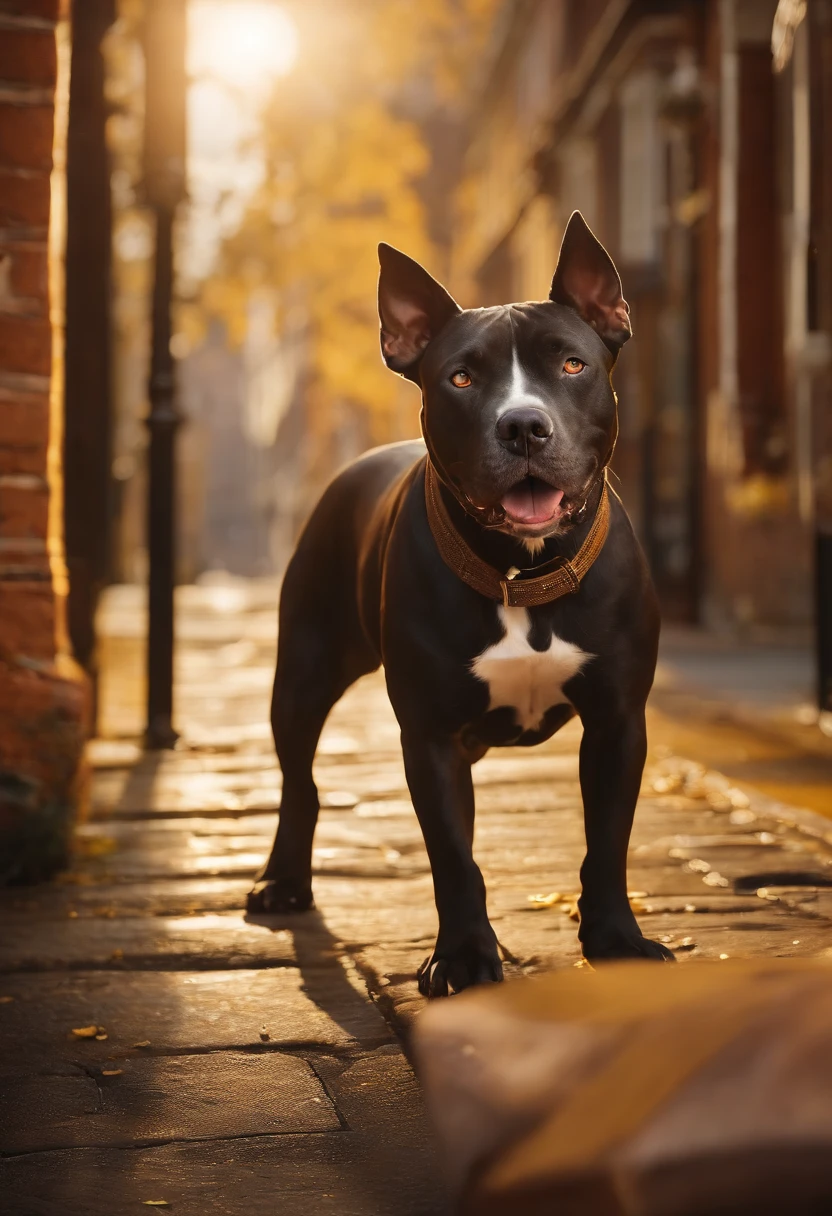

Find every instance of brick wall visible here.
[0,0,87,883]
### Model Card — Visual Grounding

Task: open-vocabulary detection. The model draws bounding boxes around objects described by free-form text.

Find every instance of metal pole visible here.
[145,203,180,748]
[143,0,186,749]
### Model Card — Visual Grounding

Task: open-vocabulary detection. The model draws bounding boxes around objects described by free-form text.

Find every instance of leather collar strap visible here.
[424,460,610,608]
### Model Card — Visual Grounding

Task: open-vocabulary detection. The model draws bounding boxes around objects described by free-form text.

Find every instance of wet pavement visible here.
[1,580,832,1213]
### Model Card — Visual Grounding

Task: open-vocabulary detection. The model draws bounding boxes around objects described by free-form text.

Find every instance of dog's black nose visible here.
[495,407,553,454]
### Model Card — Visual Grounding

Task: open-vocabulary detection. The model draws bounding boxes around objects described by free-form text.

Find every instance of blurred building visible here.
[451,0,832,637]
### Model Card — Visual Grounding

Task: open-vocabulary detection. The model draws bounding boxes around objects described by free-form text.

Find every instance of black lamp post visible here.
[142,0,186,749]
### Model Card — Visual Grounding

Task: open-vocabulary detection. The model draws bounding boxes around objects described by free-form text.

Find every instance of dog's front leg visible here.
[577,709,675,962]
[401,731,502,997]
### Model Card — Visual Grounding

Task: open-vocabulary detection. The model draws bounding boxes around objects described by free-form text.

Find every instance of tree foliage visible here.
[194,0,499,450]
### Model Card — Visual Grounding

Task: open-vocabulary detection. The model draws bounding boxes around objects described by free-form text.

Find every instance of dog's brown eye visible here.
[451,370,472,388]
[563,358,585,375]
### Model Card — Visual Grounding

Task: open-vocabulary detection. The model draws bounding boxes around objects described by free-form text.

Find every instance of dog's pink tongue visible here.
[501,479,564,524]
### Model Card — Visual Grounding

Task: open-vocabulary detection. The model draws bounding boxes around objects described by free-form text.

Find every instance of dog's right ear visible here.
[378,244,461,383]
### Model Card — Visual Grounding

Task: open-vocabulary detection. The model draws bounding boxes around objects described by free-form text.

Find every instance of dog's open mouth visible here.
[500,477,565,526]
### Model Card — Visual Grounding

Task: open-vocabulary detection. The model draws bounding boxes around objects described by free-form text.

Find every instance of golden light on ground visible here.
[188,0,299,96]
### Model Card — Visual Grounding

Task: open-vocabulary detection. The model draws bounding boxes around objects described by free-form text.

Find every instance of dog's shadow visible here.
[245,907,389,1047]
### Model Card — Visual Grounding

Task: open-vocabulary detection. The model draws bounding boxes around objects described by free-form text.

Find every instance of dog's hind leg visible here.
[247,556,378,916]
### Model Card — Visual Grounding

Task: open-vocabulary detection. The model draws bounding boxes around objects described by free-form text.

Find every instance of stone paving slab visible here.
[0,966,391,1076]
[6,877,252,918]
[69,810,430,883]
[76,813,429,857]
[0,1052,339,1153]
[61,845,426,886]
[0,1132,444,1216]
[0,911,297,972]
[0,1052,447,1216]
[76,814,281,838]
[91,772,283,818]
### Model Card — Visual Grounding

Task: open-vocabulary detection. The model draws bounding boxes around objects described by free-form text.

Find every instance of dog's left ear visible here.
[378,244,461,383]
[549,212,631,353]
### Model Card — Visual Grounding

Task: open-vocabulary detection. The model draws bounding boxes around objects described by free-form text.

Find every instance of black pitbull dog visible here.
[248,211,674,994]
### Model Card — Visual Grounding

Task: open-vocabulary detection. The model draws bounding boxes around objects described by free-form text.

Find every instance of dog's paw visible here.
[581,921,675,963]
[246,878,314,915]
[417,940,504,998]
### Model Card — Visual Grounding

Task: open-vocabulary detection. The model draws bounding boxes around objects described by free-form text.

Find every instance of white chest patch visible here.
[471,607,591,732]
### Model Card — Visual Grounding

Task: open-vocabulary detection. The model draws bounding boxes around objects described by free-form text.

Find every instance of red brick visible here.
[0,243,48,307]
[0,29,55,87]
[0,656,88,884]
[0,314,50,375]
[0,550,49,583]
[0,481,49,538]
[0,104,53,172]
[0,580,54,662]
[0,170,51,231]
[0,668,85,782]
[0,2,60,23]
[0,395,48,473]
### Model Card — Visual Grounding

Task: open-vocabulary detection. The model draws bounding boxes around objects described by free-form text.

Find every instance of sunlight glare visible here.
[188,1,299,96]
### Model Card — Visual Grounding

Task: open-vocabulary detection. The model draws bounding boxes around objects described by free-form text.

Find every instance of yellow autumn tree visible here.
[196,0,500,470]
[202,97,431,446]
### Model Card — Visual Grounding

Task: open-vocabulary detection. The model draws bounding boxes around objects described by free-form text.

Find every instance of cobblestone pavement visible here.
[2,582,832,1214]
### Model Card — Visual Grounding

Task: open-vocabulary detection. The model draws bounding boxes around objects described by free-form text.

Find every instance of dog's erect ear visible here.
[378,244,461,382]
[549,212,631,353]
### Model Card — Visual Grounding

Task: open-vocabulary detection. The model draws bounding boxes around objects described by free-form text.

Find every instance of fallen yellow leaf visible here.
[133,1040,151,1048]
[95,1033,108,1041]
[529,891,652,918]
[71,1025,99,1039]
[527,892,568,909]
[142,1202,169,1207]
[77,835,117,858]
[101,1069,122,1076]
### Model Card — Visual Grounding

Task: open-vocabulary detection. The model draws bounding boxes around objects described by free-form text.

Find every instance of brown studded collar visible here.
[424,459,610,609]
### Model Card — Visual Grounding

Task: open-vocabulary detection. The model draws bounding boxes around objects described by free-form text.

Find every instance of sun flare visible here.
[188,1,299,95]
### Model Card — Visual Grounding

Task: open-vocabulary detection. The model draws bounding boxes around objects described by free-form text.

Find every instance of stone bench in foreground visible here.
[413,959,832,1215]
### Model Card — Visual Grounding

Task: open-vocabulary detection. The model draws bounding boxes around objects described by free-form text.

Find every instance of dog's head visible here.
[378,212,630,541]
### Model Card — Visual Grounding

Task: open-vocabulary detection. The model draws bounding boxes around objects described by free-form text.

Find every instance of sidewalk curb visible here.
[736,787,832,845]
[658,750,832,846]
